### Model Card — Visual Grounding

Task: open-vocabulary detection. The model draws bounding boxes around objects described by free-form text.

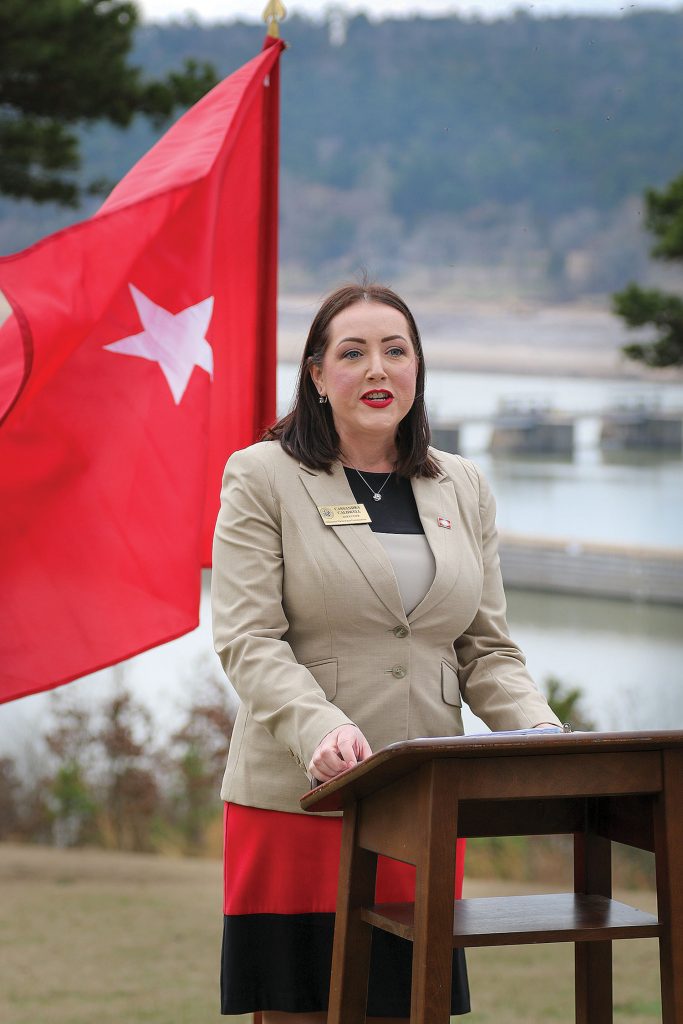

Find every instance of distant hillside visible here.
[1,9,682,299]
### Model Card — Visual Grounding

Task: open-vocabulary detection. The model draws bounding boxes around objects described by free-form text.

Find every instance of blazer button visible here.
[391,665,407,679]
[393,625,409,638]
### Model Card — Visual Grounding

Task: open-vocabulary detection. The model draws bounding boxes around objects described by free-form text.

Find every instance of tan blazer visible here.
[211,441,560,814]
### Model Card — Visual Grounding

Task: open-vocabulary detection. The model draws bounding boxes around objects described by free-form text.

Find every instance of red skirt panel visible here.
[223,801,466,914]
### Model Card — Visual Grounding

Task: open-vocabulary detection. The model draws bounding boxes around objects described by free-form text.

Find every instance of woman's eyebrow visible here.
[335,334,407,347]
[335,336,367,346]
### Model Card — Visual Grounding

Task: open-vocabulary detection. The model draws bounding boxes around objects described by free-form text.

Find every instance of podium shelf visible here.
[361,893,660,948]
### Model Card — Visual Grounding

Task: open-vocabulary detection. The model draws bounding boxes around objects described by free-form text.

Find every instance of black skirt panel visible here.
[221,911,471,1017]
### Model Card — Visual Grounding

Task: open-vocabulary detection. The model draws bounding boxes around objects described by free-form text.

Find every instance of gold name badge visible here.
[317,503,372,526]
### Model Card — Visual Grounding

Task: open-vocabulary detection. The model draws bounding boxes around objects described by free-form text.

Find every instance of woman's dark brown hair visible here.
[262,282,440,478]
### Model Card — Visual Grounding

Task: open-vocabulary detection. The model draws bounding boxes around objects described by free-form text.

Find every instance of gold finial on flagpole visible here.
[262,0,287,38]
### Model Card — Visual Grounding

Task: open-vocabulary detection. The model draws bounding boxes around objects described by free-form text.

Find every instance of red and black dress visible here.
[220,472,471,1018]
[221,803,468,1016]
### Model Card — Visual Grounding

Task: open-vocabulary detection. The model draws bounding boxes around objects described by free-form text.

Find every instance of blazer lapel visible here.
[298,460,408,625]
[407,469,463,624]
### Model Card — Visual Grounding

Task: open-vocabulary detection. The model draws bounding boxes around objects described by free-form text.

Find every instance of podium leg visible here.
[574,817,613,1024]
[328,801,378,1024]
[655,749,683,1023]
[410,762,459,1024]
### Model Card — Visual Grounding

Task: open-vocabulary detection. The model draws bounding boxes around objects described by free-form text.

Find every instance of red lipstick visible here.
[360,389,393,408]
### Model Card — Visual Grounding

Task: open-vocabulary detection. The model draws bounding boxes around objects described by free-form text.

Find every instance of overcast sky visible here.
[138,0,682,24]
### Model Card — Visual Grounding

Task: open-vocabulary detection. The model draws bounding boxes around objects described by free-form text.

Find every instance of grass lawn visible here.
[0,843,661,1023]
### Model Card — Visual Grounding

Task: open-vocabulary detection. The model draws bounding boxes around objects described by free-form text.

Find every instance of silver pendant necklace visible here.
[354,468,393,502]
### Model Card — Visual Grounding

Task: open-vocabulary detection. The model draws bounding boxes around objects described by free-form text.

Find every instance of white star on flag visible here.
[104,284,214,404]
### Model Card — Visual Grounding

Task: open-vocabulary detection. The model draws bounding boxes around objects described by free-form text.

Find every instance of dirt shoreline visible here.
[278,338,681,380]
[277,295,683,382]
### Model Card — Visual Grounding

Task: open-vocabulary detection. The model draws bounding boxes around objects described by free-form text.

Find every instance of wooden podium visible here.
[301,731,683,1024]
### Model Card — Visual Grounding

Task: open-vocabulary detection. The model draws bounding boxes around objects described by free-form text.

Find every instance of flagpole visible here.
[262,0,287,38]
[247,17,285,1017]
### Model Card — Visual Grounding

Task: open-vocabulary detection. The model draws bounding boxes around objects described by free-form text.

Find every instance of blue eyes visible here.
[342,347,406,359]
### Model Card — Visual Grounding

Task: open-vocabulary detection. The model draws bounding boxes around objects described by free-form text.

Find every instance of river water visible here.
[2,365,682,756]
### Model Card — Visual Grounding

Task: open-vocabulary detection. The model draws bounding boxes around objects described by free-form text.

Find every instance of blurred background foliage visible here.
[0,0,217,206]
[613,172,683,366]
[0,663,234,857]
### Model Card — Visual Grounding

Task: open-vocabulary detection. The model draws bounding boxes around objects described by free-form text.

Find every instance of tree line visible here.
[1,5,682,302]
[128,9,683,226]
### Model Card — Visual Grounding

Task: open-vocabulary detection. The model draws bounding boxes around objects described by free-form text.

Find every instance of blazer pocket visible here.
[441,659,462,708]
[304,657,338,700]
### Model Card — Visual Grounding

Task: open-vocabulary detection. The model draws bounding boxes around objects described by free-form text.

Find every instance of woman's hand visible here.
[308,724,372,783]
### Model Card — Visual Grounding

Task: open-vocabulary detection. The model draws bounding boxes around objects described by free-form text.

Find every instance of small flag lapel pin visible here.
[437,516,452,529]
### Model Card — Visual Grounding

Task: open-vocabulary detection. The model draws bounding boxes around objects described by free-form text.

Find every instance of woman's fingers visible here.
[337,725,372,768]
[337,734,360,767]
[319,745,347,772]
[358,737,374,761]
[310,737,347,780]
[308,725,372,781]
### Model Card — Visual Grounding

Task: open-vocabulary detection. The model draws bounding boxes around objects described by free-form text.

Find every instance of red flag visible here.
[0,38,284,703]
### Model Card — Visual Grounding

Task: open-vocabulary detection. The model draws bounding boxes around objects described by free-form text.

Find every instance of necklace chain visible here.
[354,468,393,502]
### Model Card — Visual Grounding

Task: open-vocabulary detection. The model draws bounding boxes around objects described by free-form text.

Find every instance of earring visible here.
[318,394,328,404]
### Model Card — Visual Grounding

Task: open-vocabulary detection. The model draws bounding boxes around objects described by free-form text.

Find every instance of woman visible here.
[211,282,561,1023]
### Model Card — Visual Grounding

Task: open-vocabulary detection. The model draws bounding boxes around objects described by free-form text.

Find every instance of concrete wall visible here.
[498,533,683,606]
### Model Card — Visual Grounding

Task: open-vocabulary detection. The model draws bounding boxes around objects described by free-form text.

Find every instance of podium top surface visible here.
[300,730,683,813]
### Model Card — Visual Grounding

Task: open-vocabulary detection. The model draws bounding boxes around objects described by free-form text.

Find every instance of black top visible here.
[343,468,424,535]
